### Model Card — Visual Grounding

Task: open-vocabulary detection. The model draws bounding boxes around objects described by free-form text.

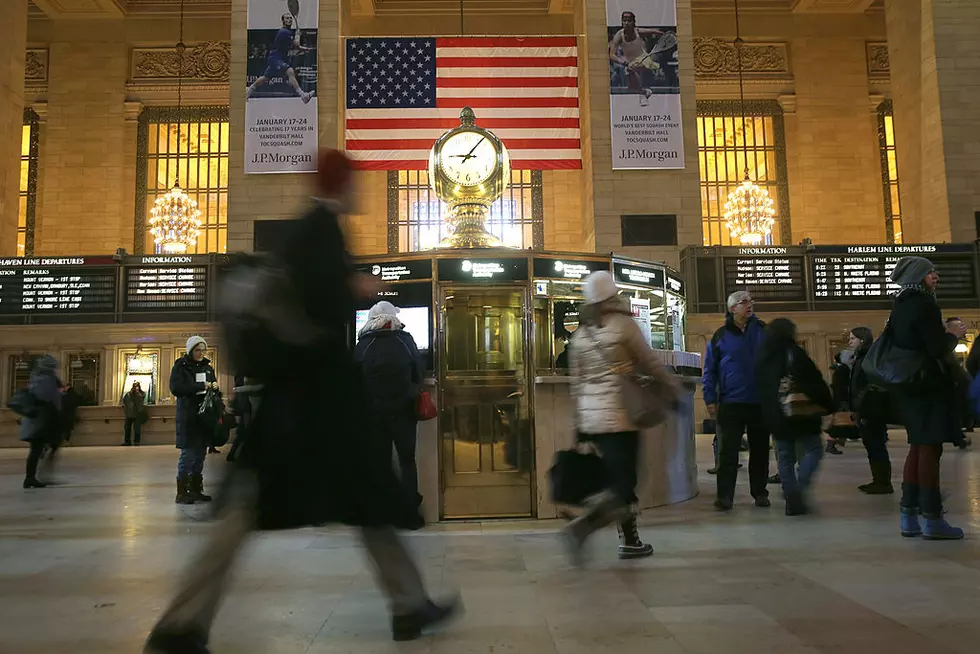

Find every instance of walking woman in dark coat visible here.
[19,355,63,489]
[846,327,894,494]
[144,150,457,654]
[354,300,424,508]
[755,319,833,516]
[825,352,855,455]
[887,257,964,540]
[169,336,218,504]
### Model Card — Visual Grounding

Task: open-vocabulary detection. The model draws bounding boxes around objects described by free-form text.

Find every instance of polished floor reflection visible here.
[1,437,979,653]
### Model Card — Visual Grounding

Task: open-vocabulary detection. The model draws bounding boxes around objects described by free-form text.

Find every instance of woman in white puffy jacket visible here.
[565,270,670,562]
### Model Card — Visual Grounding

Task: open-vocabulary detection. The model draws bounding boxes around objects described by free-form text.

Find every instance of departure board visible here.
[810,245,978,307]
[0,257,116,315]
[721,247,806,304]
[123,256,209,312]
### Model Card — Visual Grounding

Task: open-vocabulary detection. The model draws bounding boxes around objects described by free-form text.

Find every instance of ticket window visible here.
[67,353,101,407]
[618,287,668,350]
[532,279,586,373]
[123,351,159,405]
[8,354,43,402]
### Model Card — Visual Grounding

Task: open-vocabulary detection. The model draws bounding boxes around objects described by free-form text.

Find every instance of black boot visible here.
[784,491,808,516]
[144,627,211,654]
[391,597,462,641]
[23,477,47,489]
[175,475,195,504]
[858,461,894,494]
[617,515,654,559]
[190,474,212,502]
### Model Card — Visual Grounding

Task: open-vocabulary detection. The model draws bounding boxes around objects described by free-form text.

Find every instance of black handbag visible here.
[861,323,928,389]
[548,447,608,506]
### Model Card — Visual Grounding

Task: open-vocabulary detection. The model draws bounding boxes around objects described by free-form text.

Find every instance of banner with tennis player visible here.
[245,0,318,174]
[606,0,684,170]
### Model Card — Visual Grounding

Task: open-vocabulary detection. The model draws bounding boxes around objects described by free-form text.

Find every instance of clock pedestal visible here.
[440,200,500,248]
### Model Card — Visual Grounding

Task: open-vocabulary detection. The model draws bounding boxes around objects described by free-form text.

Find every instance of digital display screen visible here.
[810,245,977,307]
[437,257,528,282]
[533,258,609,280]
[355,306,430,351]
[0,257,116,316]
[722,248,806,304]
[123,256,209,312]
[613,260,665,289]
[354,259,433,282]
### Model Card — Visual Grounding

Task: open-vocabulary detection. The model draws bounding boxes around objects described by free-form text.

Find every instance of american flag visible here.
[344,36,581,170]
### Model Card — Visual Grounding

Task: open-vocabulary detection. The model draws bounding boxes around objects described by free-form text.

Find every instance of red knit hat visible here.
[317,149,353,195]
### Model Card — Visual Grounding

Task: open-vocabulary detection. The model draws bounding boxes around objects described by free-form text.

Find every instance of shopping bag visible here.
[548,447,608,506]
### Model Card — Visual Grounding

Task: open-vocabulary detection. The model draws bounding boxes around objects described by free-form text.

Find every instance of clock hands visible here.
[448,136,487,163]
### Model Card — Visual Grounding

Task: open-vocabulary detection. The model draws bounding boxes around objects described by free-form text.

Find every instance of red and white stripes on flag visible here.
[344,36,581,170]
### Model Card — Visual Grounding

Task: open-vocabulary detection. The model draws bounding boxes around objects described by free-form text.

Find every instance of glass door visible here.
[438,286,534,518]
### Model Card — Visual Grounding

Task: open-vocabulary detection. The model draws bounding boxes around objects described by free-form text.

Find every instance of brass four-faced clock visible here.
[429,106,510,248]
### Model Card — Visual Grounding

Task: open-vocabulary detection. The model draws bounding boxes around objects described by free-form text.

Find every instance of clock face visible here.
[438,131,498,186]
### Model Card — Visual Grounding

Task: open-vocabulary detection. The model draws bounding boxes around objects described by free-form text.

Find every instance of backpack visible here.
[216,254,323,378]
[7,388,40,418]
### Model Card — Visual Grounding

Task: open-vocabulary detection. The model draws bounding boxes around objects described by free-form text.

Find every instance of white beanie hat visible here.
[186,335,207,355]
[368,300,399,318]
[584,270,618,304]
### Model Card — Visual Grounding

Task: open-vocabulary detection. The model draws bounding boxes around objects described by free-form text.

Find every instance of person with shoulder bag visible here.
[846,327,894,494]
[16,355,63,489]
[755,319,833,516]
[121,381,148,446]
[562,270,678,563]
[169,336,219,505]
[867,257,964,540]
[354,300,425,508]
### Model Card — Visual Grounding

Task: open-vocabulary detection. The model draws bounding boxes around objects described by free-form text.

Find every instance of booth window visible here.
[124,351,159,405]
[135,106,230,255]
[67,353,101,407]
[18,109,40,257]
[387,170,544,252]
[877,100,903,244]
[8,354,42,402]
[696,100,790,246]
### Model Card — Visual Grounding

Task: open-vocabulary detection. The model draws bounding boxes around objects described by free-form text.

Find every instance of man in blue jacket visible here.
[702,291,770,511]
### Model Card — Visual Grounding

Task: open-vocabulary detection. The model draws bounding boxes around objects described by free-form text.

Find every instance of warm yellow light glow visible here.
[148,182,202,254]
[955,343,969,354]
[724,172,776,245]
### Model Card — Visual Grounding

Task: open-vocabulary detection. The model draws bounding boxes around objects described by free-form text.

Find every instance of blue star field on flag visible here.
[346,38,438,109]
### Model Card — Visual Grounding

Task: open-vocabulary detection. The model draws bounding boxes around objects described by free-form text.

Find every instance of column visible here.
[578,0,701,266]
[886,0,980,243]
[226,0,342,253]
[0,1,28,256]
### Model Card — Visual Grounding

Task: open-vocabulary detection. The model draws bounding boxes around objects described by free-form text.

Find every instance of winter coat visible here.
[122,390,146,420]
[702,315,766,406]
[756,341,833,441]
[569,297,668,435]
[239,201,423,532]
[19,366,63,444]
[354,328,422,417]
[169,355,217,450]
[830,360,851,411]
[887,288,959,445]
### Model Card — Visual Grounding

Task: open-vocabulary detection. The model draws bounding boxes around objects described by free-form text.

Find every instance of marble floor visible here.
[1,436,979,654]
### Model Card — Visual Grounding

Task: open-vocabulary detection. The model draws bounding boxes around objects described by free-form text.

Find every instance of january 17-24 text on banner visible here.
[245,0,318,174]
[606,0,684,170]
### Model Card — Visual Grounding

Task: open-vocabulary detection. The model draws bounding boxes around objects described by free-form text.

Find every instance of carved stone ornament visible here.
[867,42,890,77]
[24,49,48,83]
[693,37,789,77]
[132,41,230,82]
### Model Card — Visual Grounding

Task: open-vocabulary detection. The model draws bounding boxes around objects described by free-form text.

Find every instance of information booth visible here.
[352,249,700,522]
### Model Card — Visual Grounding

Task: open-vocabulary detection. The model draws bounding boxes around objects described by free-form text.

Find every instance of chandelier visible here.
[149,183,201,253]
[147,0,200,255]
[725,172,775,245]
[724,0,776,246]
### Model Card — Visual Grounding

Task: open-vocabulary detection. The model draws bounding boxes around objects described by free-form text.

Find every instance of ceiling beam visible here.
[791,0,876,13]
[31,0,127,19]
